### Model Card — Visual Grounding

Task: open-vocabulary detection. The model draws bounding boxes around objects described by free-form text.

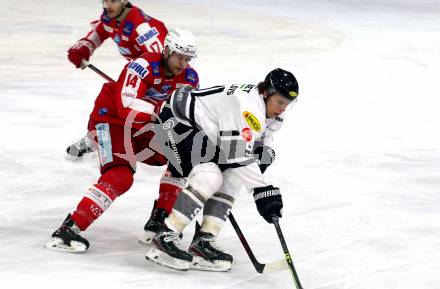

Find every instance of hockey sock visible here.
[201,192,235,236]
[156,173,187,214]
[166,186,207,233]
[71,166,134,231]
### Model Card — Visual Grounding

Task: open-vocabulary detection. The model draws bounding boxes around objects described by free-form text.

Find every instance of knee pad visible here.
[98,165,134,197]
[187,162,223,200]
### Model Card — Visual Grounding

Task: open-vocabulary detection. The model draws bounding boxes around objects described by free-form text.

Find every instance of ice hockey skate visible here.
[145,226,192,271]
[189,230,233,272]
[139,201,169,245]
[45,214,89,253]
[65,136,94,160]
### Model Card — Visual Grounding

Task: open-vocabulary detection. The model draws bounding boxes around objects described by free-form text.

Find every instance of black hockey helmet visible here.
[265,68,299,101]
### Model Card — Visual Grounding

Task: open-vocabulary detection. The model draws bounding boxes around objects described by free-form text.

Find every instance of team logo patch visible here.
[185,69,198,84]
[154,78,162,84]
[243,111,261,132]
[151,61,161,76]
[136,27,159,45]
[123,21,134,36]
[241,128,253,142]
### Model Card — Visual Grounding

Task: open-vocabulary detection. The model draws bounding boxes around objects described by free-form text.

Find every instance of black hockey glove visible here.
[253,185,283,224]
[254,145,275,174]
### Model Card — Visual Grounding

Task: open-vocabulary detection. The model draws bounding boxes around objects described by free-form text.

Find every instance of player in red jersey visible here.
[45,29,199,253]
[68,0,167,68]
[66,0,168,158]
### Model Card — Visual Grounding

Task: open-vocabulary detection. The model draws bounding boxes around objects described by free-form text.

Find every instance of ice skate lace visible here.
[201,235,225,252]
[162,231,184,250]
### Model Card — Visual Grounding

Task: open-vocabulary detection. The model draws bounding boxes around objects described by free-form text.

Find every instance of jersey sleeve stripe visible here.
[191,86,225,97]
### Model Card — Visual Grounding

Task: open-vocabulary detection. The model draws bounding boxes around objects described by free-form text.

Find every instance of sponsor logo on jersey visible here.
[122,92,136,99]
[123,21,134,36]
[241,127,253,142]
[243,111,261,132]
[113,34,121,44]
[128,60,149,79]
[185,69,197,84]
[136,27,159,45]
[95,123,113,166]
[154,78,162,84]
[151,61,160,76]
[145,87,169,101]
[160,84,172,93]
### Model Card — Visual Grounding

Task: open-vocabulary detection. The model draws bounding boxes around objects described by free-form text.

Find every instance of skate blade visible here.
[145,247,190,271]
[44,237,87,253]
[191,256,232,272]
[64,153,82,161]
[138,231,155,246]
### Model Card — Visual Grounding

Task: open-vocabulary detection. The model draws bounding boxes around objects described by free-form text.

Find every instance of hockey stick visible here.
[81,60,115,82]
[228,212,289,274]
[272,215,304,289]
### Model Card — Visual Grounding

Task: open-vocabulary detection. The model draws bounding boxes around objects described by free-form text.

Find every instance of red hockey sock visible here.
[156,173,186,214]
[71,166,134,231]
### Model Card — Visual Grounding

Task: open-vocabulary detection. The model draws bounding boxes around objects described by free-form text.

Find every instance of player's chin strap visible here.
[81,60,115,82]
[228,212,289,274]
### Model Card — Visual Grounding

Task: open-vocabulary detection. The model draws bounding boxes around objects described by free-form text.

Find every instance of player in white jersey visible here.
[144,68,299,271]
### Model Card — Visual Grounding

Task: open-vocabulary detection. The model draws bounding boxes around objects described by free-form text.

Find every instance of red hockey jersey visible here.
[90,53,199,128]
[84,5,168,60]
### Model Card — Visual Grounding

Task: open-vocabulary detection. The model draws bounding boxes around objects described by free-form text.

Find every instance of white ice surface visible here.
[1,0,440,288]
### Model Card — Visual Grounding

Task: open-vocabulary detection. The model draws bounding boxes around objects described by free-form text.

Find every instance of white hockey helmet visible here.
[164,29,197,58]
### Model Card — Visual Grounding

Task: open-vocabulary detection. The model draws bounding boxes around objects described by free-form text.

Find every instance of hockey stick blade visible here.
[228,212,288,274]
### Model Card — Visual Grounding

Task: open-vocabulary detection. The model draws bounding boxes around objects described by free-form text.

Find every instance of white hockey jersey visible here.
[173,84,284,194]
